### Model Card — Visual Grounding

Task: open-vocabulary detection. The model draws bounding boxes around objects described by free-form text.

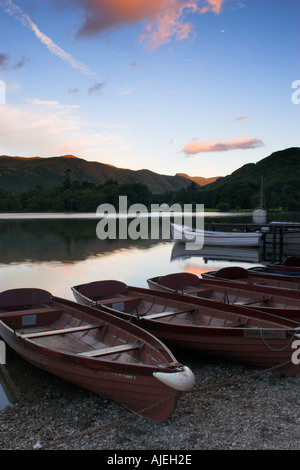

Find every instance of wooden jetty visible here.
[203,222,300,262]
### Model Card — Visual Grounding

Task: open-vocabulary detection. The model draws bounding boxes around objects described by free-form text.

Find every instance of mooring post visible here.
[272,226,277,262]
[279,227,284,261]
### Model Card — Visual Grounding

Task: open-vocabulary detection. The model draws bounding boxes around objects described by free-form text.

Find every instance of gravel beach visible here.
[1,348,300,452]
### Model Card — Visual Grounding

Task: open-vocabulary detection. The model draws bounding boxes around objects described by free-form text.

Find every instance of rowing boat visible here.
[0,288,195,423]
[202,266,300,291]
[147,272,300,320]
[170,222,262,247]
[262,257,300,274]
[72,280,300,375]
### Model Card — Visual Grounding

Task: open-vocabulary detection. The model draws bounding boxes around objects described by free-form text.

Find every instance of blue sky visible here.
[0,0,299,178]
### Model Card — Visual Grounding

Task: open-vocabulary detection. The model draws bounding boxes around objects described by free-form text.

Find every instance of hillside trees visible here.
[0,178,299,212]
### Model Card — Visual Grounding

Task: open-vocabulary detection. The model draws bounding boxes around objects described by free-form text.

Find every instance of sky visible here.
[0,0,299,178]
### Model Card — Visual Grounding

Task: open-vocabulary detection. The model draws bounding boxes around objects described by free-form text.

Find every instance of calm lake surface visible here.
[1,210,300,408]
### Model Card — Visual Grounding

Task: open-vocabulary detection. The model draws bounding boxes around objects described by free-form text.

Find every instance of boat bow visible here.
[153,365,195,391]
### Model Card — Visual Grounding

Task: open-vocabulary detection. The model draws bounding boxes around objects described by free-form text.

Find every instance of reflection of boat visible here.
[202,266,300,291]
[72,280,300,375]
[0,288,194,423]
[171,223,262,247]
[171,242,261,263]
[147,272,300,320]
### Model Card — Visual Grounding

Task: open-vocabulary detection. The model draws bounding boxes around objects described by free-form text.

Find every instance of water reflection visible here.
[0,218,166,264]
[171,244,262,264]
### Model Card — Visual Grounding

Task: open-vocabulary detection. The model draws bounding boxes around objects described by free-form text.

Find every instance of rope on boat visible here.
[259,326,300,352]
[34,358,293,451]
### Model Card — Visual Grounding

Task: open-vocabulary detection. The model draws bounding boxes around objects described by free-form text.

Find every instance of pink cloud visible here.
[72,0,226,48]
[74,0,165,38]
[183,137,264,155]
[200,0,225,14]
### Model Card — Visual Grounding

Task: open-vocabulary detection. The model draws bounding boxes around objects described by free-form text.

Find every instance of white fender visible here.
[153,366,195,391]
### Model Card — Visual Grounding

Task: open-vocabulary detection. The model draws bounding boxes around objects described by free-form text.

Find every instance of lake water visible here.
[1,210,300,408]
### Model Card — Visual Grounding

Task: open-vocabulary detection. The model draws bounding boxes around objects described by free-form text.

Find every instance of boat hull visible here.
[141,320,299,376]
[0,292,195,423]
[0,326,179,422]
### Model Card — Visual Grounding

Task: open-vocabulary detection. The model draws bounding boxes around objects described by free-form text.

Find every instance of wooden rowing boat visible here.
[201,266,300,291]
[147,272,300,320]
[72,280,300,375]
[262,257,300,274]
[0,288,195,423]
[170,222,262,247]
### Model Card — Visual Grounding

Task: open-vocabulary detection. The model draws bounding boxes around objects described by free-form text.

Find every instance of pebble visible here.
[1,349,300,451]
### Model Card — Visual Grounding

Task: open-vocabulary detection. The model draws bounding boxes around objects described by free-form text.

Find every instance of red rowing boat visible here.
[72,280,300,375]
[147,272,300,320]
[202,266,300,291]
[0,288,195,423]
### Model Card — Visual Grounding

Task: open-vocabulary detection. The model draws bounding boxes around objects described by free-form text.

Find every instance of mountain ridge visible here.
[206,147,300,189]
[0,147,299,196]
[0,154,219,193]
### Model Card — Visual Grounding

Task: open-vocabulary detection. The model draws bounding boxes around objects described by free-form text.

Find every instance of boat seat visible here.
[235,296,272,306]
[157,272,199,290]
[98,295,141,305]
[19,323,102,339]
[185,288,213,297]
[0,307,63,320]
[283,256,300,267]
[142,307,195,320]
[0,288,53,309]
[77,280,128,300]
[216,267,249,280]
[79,342,140,357]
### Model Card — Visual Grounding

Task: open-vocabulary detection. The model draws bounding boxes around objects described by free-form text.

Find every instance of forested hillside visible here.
[0,148,299,212]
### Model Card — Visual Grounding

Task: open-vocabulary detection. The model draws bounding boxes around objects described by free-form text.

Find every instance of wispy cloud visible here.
[183,137,264,155]
[1,0,97,77]
[72,0,226,49]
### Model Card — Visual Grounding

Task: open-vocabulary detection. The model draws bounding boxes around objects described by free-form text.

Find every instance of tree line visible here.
[0,177,299,213]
